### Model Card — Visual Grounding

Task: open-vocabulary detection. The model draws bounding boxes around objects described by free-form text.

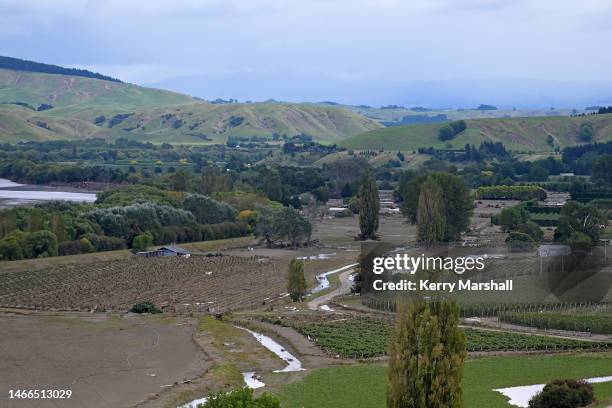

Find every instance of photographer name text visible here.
[372,279,513,293]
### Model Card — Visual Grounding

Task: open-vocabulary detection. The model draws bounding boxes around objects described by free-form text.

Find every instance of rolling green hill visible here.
[0,68,194,114]
[0,105,107,143]
[0,68,381,143]
[340,114,612,152]
[99,102,381,144]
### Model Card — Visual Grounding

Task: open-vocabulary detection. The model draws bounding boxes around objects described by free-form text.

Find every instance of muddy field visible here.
[0,311,208,408]
[0,255,286,313]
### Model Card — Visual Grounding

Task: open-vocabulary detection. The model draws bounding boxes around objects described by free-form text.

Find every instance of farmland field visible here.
[500,305,612,334]
[0,255,285,312]
[275,353,612,408]
[257,314,611,358]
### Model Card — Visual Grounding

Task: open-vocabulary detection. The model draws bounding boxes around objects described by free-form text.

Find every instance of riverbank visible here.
[0,178,99,208]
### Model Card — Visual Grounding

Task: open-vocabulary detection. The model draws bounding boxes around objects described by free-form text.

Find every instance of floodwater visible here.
[178,396,208,408]
[177,373,265,408]
[242,371,265,389]
[311,263,358,293]
[178,327,303,408]
[494,375,612,407]
[240,327,305,373]
[0,178,97,206]
[297,253,336,261]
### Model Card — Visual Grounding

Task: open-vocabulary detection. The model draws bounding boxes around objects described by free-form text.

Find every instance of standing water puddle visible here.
[178,327,303,408]
[297,253,336,261]
[178,396,208,408]
[239,327,305,372]
[311,263,358,293]
[242,372,265,389]
[494,375,612,407]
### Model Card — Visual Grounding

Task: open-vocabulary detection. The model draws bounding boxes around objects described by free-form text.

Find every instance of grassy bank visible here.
[276,353,612,408]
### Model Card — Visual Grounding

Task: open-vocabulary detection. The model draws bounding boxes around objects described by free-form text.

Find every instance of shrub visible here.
[528,379,593,408]
[58,238,94,256]
[86,202,195,237]
[0,236,24,260]
[498,207,529,232]
[24,230,58,258]
[129,301,162,314]
[347,196,360,214]
[438,120,467,141]
[203,387,280,407]
[132,232,153,252]
[237,209,257,227]
[475,185,547,200]
[517,221,544,241]
[183,194,238,224]
[334,208,353,218]
[81,234,126,251]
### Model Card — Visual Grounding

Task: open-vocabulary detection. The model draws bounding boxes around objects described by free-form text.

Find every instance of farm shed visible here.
[136,245,191,258]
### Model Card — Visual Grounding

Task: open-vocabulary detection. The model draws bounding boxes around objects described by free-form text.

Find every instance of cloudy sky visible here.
[1,0,612,107]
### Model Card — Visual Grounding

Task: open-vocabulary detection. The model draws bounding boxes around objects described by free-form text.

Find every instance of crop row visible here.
[0,255,284,312]
[499,310,612,334]
[262,315,612,358]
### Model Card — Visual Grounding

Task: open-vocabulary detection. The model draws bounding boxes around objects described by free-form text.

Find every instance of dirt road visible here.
[308,265,357,310]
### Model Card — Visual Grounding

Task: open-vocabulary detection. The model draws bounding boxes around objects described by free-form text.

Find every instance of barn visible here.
[136,245,191,258]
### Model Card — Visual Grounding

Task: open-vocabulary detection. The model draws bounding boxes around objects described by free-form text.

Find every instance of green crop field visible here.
[276,353,612,408]
[500,308,612,334]
[339,113,612,152]
[259,315,611,358]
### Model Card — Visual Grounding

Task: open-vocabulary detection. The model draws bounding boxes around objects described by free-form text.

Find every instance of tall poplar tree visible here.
[387,300,466,408]
[287,258,306,302]
[359,170,380,240]
[417,176,446,245]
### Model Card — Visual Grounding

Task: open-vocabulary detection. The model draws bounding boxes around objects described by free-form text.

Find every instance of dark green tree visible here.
[498,206,530,232]
[417,177,446,245]
[579,122,594,142]
[399,172,472,241]
[183,194,237,224]
[517,221,544,242]
[341,182,354,198]
[591,154,612,186]
[554,202,605,247]
[359,171,379,240]
[287,258,307,302]
[387,301,466,408]
[132,232,153,252]
[255,204,311,248]
[24,230,58,258]
[171,170,192,191]
[199,166,232,195]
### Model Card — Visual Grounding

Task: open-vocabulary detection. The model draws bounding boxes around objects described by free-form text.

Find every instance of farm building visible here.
[136,245,191,258]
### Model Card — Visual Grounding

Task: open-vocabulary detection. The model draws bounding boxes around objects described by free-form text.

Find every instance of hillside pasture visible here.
[340,114,612,152]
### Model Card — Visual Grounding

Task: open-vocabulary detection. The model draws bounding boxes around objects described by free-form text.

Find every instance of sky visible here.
[1,0,612,108]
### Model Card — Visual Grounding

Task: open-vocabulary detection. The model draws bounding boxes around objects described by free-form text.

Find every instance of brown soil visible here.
[0,311,209,408]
